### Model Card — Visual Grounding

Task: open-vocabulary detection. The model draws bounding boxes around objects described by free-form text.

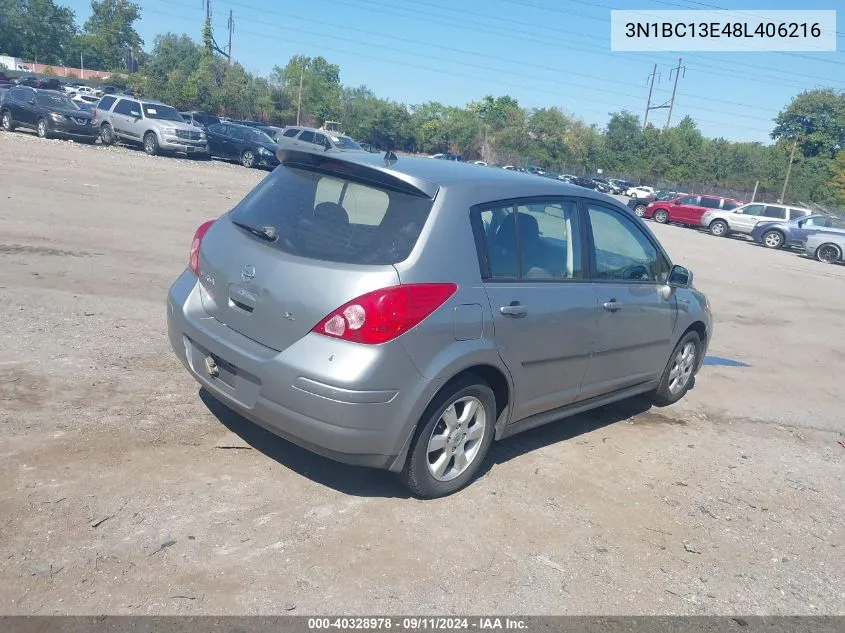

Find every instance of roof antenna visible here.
[384,149,398,165]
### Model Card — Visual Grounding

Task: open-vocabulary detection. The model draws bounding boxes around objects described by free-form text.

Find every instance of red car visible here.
[643,194,743,227]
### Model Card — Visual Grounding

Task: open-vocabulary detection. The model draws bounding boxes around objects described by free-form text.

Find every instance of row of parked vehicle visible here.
[0,86,379,168]
[625,190,845,265]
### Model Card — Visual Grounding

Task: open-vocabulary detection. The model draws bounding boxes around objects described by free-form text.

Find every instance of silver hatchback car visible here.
[167,149,712,497]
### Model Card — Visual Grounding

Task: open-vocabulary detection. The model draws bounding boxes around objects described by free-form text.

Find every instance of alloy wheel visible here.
[654,210,669,223]
[241,150,255,168]
[763,231,783,249]
[668,342,697,395]
[2,112,11,130]
[37,119,47,138]
[710,220,728,236]
[634,205,646,217]
[426,396,486,482]
[817,244,842,264]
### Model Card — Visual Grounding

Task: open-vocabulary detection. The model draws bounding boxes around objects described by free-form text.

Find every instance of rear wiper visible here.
[231,220,278,242]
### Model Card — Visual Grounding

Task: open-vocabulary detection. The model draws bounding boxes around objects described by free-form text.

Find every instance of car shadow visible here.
[200,388,655,499]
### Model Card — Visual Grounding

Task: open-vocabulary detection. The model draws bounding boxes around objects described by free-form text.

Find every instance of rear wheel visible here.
[400,375,496,498]
[631,192,639,199]
[709,219,729,237]
[143,132,159,156]
[241,149,256,168]
[816,243,842,264]
[36,118,50,139]
[653,209,669,224]
[762,230,784,249]
[1,110,15,131]
[649,331,702,406]
[100,123,115,145]
[634,204,647,217]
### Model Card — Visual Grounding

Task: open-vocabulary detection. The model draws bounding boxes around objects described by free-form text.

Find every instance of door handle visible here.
[602,299,621,312]
[500,302,527,317]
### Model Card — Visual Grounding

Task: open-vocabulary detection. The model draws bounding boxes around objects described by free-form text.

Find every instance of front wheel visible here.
[653,209,669,224]
[762,230,784,249]
[631,192,638,199]
[400,375,496,498]
[241,149,256,168]
[709,219,729,237]
[816,243,842,264]
[100,123,115,145]
[1,110,15,131]
[143,132,159,156]
[634,204,647,217]
[649,331,702,406]
[37,118,50,139]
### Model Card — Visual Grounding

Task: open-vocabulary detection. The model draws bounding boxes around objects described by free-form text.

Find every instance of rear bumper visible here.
[166,270,435,471]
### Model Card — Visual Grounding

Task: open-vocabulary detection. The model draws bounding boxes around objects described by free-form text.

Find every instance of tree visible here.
[3,0,78,65]
[274,55,341,126]
[772,89,845,159]
[78,0,143,71]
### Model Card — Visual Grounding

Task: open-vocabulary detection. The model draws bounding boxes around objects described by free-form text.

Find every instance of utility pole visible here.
[227,10,234,64]
[751,180,759,203]
[665,57,685,129]
[296,67,304,125]
[781,136,800,203]
[643,64,659,130]
[80,52,84,80]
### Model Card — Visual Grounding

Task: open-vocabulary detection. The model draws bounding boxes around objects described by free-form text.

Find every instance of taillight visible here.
[189,220,215,275]
[312,283,458,345]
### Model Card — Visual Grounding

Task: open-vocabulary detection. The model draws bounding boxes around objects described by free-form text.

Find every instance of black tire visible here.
[1,109,15,131]
[634,204,647,217]
[761,229,784,249]
[36,117,50,139]
[709,219,729,237]
[631,192,639,199]
[816,242,842,264]
[653,209,669,224]
[143,132,159,156]
[241,149,256,168]
[100,123,115,145]
[649,331,702,407]
[400,375,496,498]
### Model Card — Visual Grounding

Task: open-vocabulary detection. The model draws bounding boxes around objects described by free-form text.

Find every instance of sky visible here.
[61,0,844,143]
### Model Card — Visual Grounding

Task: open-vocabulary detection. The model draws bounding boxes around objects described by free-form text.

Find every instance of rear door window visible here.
[723,200,739,210]
[788,208,810,220]
[283,128,299,137]
[113,99,136,115]
[699,197,721,209]
[763,205,787,219]
[229,167,432,265]
[298,130,316,143]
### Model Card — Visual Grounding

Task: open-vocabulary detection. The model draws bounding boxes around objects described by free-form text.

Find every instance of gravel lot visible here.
[0,132,843,616]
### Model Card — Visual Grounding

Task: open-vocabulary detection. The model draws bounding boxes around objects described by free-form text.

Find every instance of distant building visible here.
[0,56,111,80]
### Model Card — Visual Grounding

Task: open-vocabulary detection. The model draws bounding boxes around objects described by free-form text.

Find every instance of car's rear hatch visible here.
[197,153,437,352]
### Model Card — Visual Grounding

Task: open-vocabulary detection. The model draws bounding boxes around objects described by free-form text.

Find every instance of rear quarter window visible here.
[229,167,431,265]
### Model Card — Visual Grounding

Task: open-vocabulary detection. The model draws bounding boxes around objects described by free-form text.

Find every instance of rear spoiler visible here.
[276,148,438,200]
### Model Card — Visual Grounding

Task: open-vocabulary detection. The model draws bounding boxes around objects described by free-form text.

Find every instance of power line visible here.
[140,4,779,136]
[148,0,786,127]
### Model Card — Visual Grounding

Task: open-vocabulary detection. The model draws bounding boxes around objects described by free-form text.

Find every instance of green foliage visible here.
[77,0,143,71]
[2,0,78,65]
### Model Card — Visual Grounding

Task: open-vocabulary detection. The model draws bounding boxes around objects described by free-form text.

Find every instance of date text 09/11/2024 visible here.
[625,21,822,39]
[307,618,528,630]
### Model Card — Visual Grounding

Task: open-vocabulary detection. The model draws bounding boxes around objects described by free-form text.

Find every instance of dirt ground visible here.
[0,132,843,616]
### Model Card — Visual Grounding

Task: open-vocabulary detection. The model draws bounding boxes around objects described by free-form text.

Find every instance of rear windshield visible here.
[229,166,433,265]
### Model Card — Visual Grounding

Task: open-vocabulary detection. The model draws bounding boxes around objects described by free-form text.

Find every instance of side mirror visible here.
[130,110,141,119]
[668,264,693,288]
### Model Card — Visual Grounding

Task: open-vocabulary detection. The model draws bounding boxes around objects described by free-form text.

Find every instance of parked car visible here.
[257,126,285,143]
[626,185,655,199]
[359,142,380,153]
[179,111,221,130]
[556,173,576,182]
[16,76,40,87]
[700,202,812,238]
[644,194,741,227]
[571,177,599,190]
[72,94,99,106]
[99,85,118,95]
[429,152,463,161]
[628,190,683,217]
[205,122,279,168]
[526,166,546,176]
[275,126,364,152]
[473,161,488,166]
[590,179,614,193]
[95,95,208,157]
[0,72,13,89]
[803,231,845,264]
[749,214,845,249]
[0,86,97,142]
[609,179,631,192]
[167,147,710,497]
